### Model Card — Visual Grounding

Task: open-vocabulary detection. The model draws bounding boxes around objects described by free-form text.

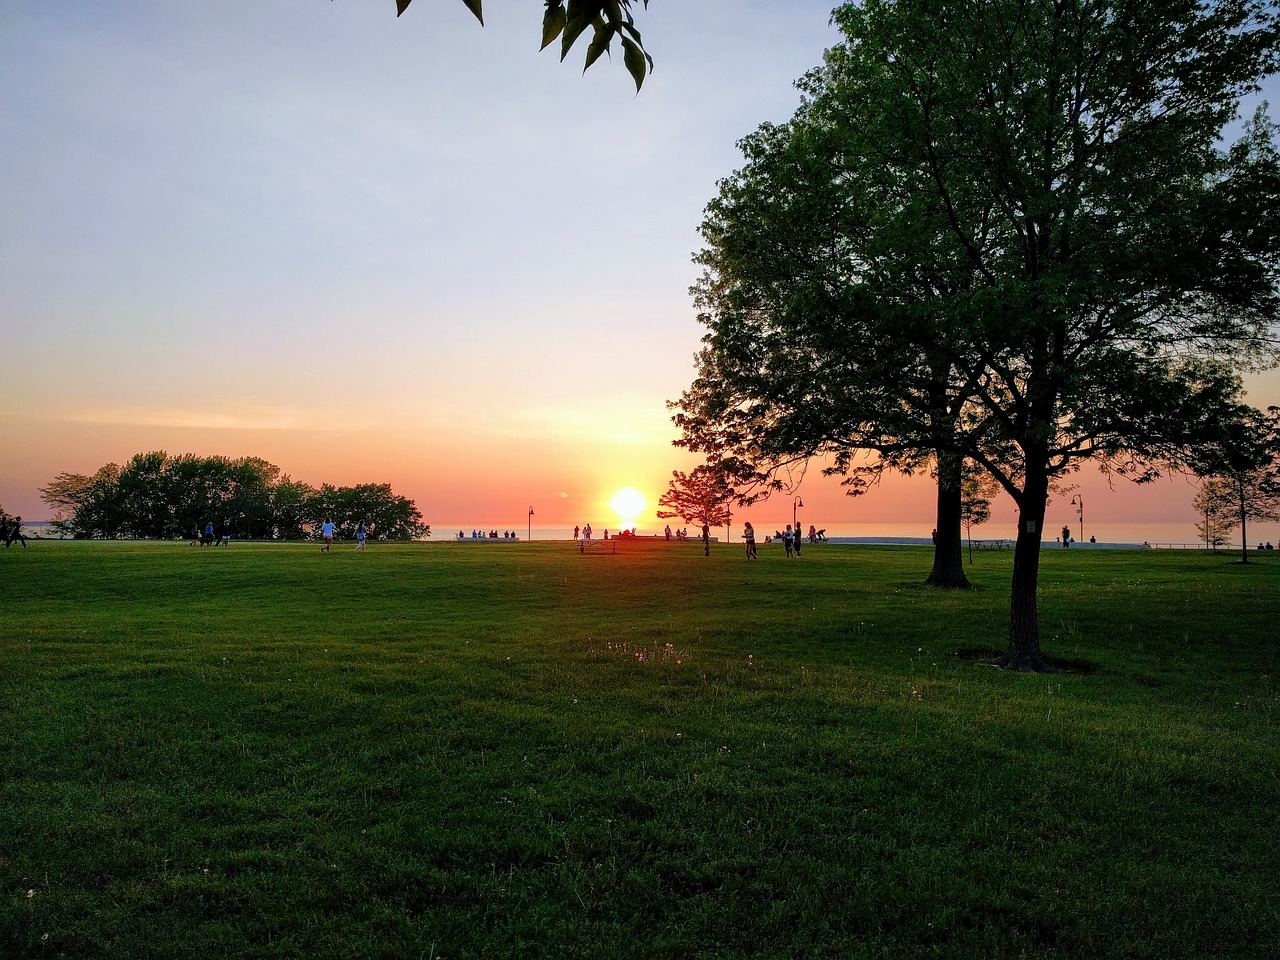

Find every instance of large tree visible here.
[676,0,1280,669]
[394,0,653,90]
[673,106,997,589]
[305,482,426,541]
[656,464,735,534]
[1188,406,1280,562]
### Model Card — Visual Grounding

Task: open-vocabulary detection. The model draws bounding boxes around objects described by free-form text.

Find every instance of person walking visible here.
[743,521,757,559]
[701,523,711,557]
[321,518,335,552]
[5,516,27,549]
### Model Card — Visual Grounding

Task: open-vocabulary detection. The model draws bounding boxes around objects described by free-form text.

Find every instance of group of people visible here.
[321,519,368,551]
[191,522,232,547]
[1060,527,1099,546]
[739,522,822,558]
[663,525,692,541]
[458,529,518,540]
[3,516,27,548]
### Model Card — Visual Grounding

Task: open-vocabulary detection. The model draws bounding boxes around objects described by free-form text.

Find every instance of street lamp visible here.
[527,506,534,543]
[1070,495,1084,543]
[793,495,803,536]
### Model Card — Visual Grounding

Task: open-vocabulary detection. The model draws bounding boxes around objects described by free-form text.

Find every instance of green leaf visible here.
[459,0,483,25]
[621,35,647,92]
[583,22,615,73]
[396,0,411,16]
[561,0,596,61]
[540,2,566,51]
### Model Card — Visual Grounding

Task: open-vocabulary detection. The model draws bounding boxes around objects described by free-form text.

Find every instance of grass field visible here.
[1,539,1276,959]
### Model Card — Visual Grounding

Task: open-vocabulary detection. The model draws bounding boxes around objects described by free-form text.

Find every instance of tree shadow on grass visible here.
[954,648,1096,674]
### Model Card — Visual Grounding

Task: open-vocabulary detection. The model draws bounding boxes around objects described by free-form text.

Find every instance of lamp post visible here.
[527,506,534,543]
[793,495,803,537]
[1070,495,1084,543]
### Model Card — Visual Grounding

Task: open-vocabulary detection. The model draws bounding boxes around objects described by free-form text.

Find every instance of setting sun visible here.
[608,487,648,530]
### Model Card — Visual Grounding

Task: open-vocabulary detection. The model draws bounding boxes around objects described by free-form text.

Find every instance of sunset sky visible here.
[3,1,1278,541]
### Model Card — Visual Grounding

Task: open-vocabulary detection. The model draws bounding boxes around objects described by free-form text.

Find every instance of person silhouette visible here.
[4,516,27,548]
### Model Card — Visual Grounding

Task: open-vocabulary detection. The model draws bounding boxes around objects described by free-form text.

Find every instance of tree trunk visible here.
[1002,466,1050,672]
[1238,477,1250,564]
[925,454,970,588]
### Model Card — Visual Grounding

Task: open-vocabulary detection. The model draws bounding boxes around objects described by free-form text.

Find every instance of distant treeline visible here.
[40,452,427,541]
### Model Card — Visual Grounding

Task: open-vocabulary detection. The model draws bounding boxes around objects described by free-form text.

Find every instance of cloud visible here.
[60,404,368,433]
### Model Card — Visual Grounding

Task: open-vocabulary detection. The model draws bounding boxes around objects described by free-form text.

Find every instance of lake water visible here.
[17,519,1279,549]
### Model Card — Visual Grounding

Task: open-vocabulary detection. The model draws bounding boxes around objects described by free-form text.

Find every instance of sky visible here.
[2,1,1278,542]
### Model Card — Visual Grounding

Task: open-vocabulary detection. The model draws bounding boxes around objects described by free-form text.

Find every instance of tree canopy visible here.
[656,464,735,530]
[674,0,1280,669]
[40,453,427,541]
[393,0,653,90]
[1187,404,1280,561]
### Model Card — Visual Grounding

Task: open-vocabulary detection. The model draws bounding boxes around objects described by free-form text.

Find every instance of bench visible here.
[972,539,1009,550]
[578,538,617,555]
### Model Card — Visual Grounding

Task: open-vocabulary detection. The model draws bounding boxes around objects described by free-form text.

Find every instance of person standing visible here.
[1061,525,1071,548]
[665,524,672,541]
[784,524,795,558]
[743,521,757,559]
[321,518,335,552]
[701,523,711,557]
[355,521,367,550]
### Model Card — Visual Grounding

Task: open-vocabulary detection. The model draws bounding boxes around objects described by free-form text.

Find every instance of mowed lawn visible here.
[1,539,1276,959]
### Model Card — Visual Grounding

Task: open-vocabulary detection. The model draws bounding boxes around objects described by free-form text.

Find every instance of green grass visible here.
[1,540,1276,959]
